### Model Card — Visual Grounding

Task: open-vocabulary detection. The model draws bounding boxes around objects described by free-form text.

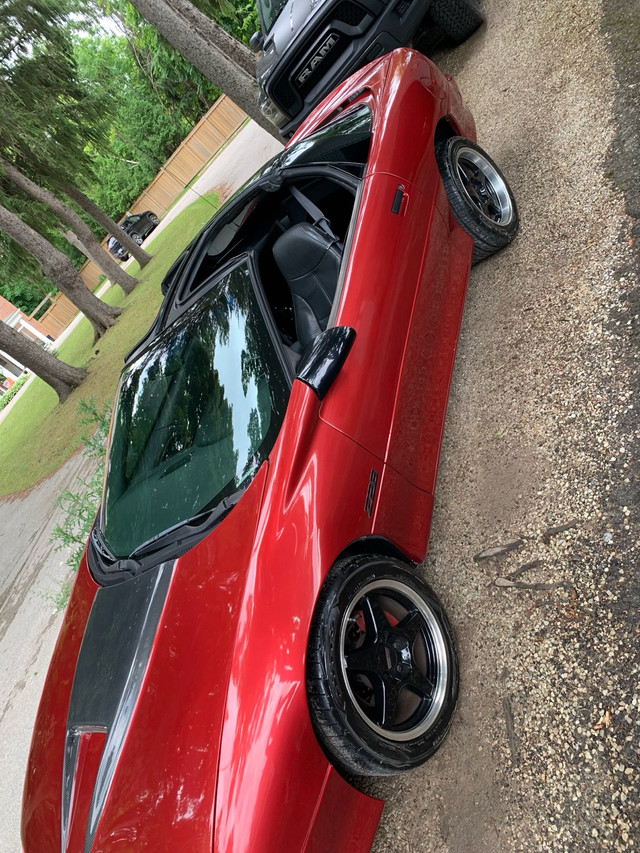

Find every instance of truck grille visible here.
[268,2,371,118]
[333,2,368,26]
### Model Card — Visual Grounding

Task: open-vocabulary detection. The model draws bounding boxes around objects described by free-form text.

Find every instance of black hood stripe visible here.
[62,562,175,853]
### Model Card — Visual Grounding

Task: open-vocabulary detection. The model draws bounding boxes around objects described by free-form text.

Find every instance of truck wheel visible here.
[429,0,484,45]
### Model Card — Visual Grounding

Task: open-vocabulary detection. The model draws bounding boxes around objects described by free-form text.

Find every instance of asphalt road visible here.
[1,0,638,850]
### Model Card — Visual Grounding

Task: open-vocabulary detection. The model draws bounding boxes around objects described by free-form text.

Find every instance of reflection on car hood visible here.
[22,466,268,853]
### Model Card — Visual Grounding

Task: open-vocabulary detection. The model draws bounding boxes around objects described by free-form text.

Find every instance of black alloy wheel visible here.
[436,136,519,263]
[307,555,458,776]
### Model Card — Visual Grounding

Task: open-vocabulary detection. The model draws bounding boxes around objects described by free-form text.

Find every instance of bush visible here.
[51,397,112,574]
[0,374,29,411]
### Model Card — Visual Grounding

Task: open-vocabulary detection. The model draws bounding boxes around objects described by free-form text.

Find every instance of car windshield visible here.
[257,0,288,32]
[102,261,290,559]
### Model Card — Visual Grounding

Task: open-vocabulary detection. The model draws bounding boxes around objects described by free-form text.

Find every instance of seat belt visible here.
[289,185,337,240]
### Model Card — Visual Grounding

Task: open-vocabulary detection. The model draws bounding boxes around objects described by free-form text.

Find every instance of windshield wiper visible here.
[128,485,249,563]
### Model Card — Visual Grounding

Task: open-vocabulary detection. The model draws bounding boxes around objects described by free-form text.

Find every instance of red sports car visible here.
[22,48,518,853]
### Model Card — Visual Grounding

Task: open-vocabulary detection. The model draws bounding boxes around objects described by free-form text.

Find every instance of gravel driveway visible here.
[1,0,638,850]
[369,0,639,850]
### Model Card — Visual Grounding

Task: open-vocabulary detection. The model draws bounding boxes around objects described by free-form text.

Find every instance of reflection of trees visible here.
[106,262,291,544]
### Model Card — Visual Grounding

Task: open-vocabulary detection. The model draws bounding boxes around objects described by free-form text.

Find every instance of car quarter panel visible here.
[214,381,384,853]
[303,767,384,853]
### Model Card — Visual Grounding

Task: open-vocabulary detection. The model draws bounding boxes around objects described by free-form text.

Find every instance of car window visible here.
[102,261,290,559]
[265,105,372,174]
[257,0,288,32]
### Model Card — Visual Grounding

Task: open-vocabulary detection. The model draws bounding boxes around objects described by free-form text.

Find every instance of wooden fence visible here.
[37,95,247,339]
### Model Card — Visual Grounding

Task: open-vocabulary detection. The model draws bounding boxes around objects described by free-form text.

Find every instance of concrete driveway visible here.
[1,0,638,850]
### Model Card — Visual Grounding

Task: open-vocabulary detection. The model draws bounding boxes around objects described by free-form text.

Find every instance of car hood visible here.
[22,465,269,853]
[257,0,321,79]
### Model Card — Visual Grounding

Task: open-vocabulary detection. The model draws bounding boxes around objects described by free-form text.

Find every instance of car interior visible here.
[167,173,361,372]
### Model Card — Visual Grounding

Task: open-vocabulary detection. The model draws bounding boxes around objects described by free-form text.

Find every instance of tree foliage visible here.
[73,12,225,217]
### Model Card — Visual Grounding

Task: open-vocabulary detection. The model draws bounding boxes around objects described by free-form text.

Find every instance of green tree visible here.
[0,319,86,402]
[117,0,279,138]
[0,202,122,341]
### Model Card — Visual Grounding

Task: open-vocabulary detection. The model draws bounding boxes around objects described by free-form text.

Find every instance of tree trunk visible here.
[126,0,281,139]
[169,0,257,76]
[0,204,122,342]
[61,183,153,268]
[2,160,140,294]
[0,321,86,403]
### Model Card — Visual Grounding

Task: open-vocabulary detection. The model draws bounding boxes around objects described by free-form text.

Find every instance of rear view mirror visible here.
[296,326,356,400]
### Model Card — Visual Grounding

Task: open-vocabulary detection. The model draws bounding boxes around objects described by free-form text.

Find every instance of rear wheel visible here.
[148,213,160,225]
[429,0,484,45]
[436,136,519,263]
[307,555,458,776]
[132,233,144,245]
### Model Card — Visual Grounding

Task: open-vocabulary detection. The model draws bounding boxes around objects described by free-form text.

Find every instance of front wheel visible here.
[436,136,519,263]
[132,233,144,245]
[307,555,458,777]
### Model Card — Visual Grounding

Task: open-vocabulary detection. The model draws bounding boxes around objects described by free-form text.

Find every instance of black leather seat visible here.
[272,223,342,349]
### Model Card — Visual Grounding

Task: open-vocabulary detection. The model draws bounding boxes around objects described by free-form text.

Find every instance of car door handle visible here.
[391,185,409,215]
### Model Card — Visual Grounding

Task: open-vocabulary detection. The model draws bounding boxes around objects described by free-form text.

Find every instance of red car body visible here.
[22,49,477,853]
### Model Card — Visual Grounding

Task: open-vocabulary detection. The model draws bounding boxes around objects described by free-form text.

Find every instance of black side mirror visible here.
[250,31,265,52]
[296,326,356,400]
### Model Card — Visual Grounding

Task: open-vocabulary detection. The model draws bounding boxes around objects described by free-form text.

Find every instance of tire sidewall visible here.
[436,136,519,256]
[310,556,458,773]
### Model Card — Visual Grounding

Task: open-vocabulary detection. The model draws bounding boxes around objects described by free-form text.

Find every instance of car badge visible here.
[296,33,339,85]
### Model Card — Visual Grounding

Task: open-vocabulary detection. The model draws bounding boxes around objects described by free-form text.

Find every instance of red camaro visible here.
[22,49,518,853]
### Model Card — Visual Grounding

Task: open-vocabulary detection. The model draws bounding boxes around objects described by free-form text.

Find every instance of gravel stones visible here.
[370,0,639,850]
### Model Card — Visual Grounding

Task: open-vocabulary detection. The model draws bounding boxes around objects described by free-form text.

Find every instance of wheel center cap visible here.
[381,635,412,680]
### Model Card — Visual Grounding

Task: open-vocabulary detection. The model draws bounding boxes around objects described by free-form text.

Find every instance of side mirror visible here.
[296,326,356,400]
[250,31,265,52]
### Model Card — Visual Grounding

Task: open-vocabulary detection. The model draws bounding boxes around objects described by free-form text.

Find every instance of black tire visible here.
[307,554,458,777]
[149,213,160,225]
[429,0,484,46]
[132,233,144,245]
[435,136,519,263]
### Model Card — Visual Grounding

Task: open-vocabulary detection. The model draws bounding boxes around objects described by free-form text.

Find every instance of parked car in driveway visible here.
[106,210,160,260]
[22,48,518,853]
[252,0,484,135]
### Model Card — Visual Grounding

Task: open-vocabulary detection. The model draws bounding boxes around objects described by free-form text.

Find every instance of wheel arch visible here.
[434,117,461,147]
[334,535,417,568]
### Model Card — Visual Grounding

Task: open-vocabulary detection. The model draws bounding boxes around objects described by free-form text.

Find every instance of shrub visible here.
[51,397,112,574]
[0,373,29,411]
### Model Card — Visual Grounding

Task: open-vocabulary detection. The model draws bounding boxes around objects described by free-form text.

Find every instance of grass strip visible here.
[0,194,218,497]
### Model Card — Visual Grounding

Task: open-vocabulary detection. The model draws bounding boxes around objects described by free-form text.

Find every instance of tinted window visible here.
[102,262,290,558]
[269,105,372,172]
[258,0,288,32]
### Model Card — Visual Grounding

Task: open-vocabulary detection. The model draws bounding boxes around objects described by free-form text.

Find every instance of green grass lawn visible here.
[0,193,219,497]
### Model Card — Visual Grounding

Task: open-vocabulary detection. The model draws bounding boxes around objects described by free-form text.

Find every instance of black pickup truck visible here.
[252,0,484,136]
